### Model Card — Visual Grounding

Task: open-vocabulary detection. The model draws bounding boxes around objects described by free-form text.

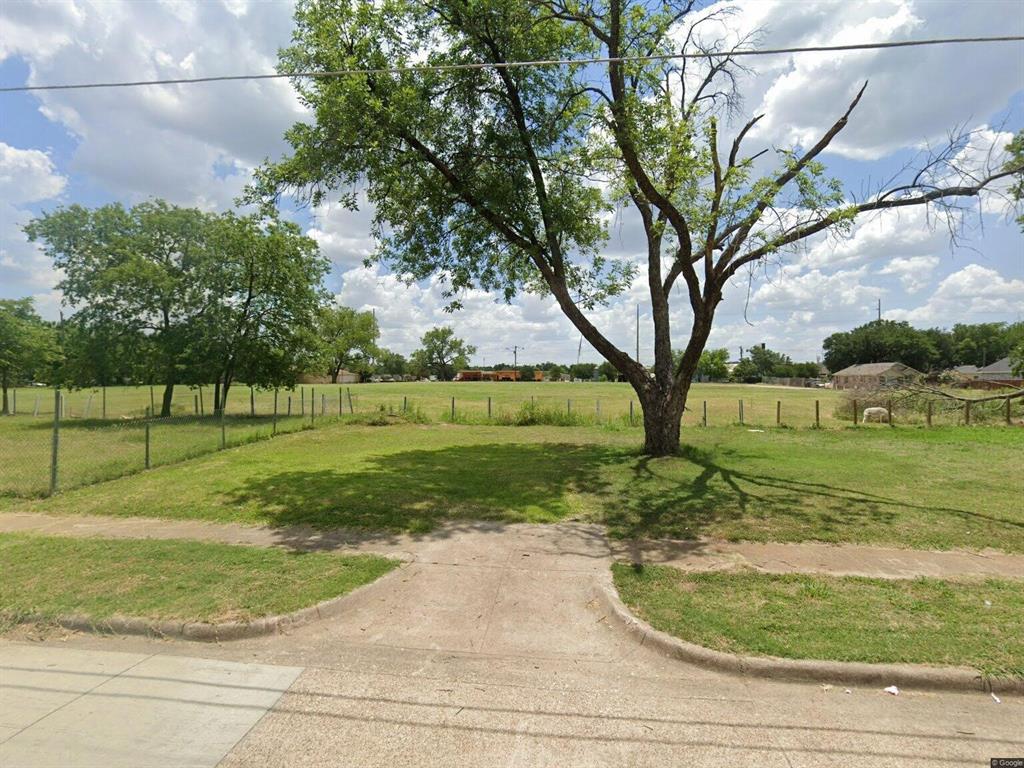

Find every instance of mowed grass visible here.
[0,533,397,628]
[0,382,840,498]
[612,564,1024,677]
[8,421,1023,552]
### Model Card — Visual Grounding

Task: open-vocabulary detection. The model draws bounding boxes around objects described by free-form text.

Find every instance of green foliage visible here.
[730,358,760,383]
[0,298,60,413]
[316,305,380,381]
[1012,343,1024,377]
[25,202,327,414]
[375,349,408,376]
[695,348,729,381]
[569,362,598,380]
[411,326,476,380]
[597,361,619,381]
[1006,129,1024,231]
[824,319,1024,372]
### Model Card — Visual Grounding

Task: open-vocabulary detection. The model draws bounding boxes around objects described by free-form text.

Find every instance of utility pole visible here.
[506,345,523,368]
[877,298,882,321]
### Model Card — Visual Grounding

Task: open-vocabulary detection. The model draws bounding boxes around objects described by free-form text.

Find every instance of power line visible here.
[2,35,1022,93]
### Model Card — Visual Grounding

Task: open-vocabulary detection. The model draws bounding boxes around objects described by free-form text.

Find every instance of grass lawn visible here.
[612,563,1024,677]
[0,533,397,628]
[8,421,1023,551]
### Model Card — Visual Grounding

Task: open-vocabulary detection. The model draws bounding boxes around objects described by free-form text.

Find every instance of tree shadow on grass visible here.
[219,440,1022,547]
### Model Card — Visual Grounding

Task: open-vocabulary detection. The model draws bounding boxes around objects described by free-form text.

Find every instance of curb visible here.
[13,564,406,643]
[595,577,1023,695]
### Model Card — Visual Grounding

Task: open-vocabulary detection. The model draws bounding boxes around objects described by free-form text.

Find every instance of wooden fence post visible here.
[776,400,781,426]
[144,406,151,470]
[887,398,893,426]
[1007,397,1013,425]
[451,396,456,420]
[488,397,492,419]
[102,386,106,419]
[273,389,278,435]
[738,399,744,425]
[964,400,971,426]
[703,400,707,427]
[853,399,858,425]
[347,387,354,414]
[629,400,634,425]
[250,386,255,417]
[311,387,316,425]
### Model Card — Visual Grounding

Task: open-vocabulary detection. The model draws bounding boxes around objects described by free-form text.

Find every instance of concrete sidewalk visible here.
[3,510,1023,580]
[0,644,301,768]
[3,514,1023,766]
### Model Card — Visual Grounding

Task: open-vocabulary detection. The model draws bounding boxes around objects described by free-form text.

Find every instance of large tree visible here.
[412,326,476,380]
[315,305,380,382]
[192,213,328,410]
[252,0,1022,454]
[0,298,59,414]
[26,201,215,417]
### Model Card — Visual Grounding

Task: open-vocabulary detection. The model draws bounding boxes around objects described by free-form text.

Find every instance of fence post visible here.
[194,394,199,415]
[703,400,707,427]
[596,399,600,422]
[149,385,155,414]
[250,386,255,417]
[347,387,354,413]
[815,400,820,428]
[287,395,292,416]
[567,399,571,416]
[301,386,305,416]
[853,399,858,425]
[33,393,39,417]
[629,400,634,425]
[199,386,204,416]
[339,387,343,417]
[776,400,781,426]
[49,388,60,496]
[738,399,744,426]
[1007,397,1012,425]
[964,400,971,426]
[273,389,278,435]
[488,397,492,419]
[311,387,316,426]
[220,406,226,450]
[10,389,14,415]
[102,386,106,419]
[887,398,893,427]
[144,406,151,470]
[926,400,933,427]
[403,395,408,413]
[451,396,456,420]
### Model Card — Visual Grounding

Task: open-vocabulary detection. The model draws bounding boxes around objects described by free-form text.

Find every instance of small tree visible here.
[412,327,475,381]
[0,298,59,414]
[316,306,380,383]
[597,361,618,381]
[695,348,729,381]
[570,362,598,380]
[376,349,408,377]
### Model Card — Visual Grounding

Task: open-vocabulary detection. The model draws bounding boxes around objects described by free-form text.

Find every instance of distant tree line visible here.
[823,320,1024,374]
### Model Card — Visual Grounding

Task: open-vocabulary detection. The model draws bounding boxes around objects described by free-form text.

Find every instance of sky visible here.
[1,0,1022,367]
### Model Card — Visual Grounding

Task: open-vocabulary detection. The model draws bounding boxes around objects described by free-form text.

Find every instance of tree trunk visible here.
[213,379,221,416]
[638,386,687,456]
[160,380,174,418]
[1,375,8,416]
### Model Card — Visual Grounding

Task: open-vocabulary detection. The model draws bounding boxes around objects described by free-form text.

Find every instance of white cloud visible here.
[0,143,66,204]
[877,255,939,294]
[887,264,1024,325]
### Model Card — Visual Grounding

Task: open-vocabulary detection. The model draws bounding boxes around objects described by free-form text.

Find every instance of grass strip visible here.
[612,563,1024,678]
[0,532,397,628]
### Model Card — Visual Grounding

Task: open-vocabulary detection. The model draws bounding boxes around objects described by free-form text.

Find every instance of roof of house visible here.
[953,364,979,374]
[831,362,920,377]
[978,356,1012,374]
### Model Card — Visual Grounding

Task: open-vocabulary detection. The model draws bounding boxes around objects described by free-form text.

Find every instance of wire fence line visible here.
[1,384,1019,499]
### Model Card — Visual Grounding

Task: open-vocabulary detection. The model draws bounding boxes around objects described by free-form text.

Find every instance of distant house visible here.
[454,369,522,382]
[952,364,980,377]
[975,357,1023,386]
[830,362,922,390]
[298,370,360,384]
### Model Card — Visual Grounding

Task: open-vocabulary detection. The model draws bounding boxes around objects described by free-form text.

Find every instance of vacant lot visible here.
[613,564,1024,677]
[0,533,397,629]
[8,421,1022,551]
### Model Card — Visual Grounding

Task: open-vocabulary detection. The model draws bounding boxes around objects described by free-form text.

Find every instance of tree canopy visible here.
[0,298,59,414]
[316,306,380,382]
[412,327,476,380]
[250,0,1023,453]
